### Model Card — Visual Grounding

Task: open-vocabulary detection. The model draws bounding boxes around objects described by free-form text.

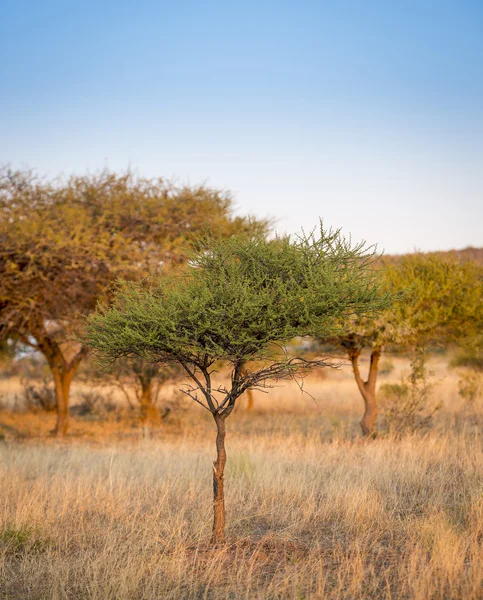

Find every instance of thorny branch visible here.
[179,356,338,416]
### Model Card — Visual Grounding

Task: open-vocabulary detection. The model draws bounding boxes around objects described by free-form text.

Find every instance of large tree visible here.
[338,253,483,436]
[0,166,268,436]
[86,226,389,545]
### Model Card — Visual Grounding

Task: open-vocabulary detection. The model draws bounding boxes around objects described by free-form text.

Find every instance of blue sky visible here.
[1,0,482,253]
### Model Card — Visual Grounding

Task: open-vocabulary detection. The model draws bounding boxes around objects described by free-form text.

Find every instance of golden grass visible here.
[1,357,482,599]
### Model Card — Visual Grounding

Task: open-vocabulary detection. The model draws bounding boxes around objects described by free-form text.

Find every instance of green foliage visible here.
[337,253,483,357]
[0,525,52,555]
[87,227,387,364]
[384,254,483,347]
[86,225,389,413]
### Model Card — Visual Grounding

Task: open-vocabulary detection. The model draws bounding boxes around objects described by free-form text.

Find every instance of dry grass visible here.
[1,356,483,599]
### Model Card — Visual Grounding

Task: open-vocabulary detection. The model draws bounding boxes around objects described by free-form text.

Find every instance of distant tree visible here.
[337,254,483,436]
[0,166,269,436]
[84,356,183,435]
[86,226,389,545]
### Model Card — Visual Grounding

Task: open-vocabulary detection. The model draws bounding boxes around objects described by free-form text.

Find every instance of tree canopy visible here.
[0,166,269,435]
[86,227,388,372]
[86,225,390,544]
[335,252,483,435]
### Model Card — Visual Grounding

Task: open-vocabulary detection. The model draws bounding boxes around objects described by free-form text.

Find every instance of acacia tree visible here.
[0,166,268,436]
[83,356,183,435]
[86,226,389,545]
[338,254,483,436]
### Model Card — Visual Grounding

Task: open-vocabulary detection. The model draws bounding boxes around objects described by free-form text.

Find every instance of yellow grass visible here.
[1,357,482,599]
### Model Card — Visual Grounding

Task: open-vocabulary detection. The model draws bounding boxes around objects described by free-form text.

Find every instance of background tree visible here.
[337,253,483,436]
[0,166,269,436]
[82,356,183,436]
[86,226,389,545]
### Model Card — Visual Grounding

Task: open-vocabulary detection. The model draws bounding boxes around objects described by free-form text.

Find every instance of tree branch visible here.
[66,346,88,374]
[367,347,381,392]
[180,361,217,413]
[179,387,211,411]
[347,347,367,396]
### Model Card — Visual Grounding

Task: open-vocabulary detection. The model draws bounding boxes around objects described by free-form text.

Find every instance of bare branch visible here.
[179,387,211,412]
[180,361,217,413]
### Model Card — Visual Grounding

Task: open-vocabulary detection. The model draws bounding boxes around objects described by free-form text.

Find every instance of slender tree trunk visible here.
[246,388,254,411]
[360,387,377,437]
[52,364,67,437]
[52,363,75,437]
[211,413,227,546]
[139,379,154,438]
[349,347,381,437]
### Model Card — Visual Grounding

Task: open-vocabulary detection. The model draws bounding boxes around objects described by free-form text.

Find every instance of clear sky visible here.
[1,0,482,253]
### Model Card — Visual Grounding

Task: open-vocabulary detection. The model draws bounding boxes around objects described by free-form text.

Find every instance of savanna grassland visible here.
[1,356,483,600]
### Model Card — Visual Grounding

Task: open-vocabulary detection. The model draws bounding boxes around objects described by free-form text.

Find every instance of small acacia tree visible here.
[86,226,388,545]
[337,253,483,436]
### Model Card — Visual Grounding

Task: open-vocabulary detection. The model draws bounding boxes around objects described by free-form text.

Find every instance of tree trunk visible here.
[359,386,378,437]
[349,347,381,437]
[211,413,227,546]
[139,379,154,438]
[246,388,254,411]
[52,363,75,437]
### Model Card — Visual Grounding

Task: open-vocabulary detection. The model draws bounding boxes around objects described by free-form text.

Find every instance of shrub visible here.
[0,525,52,555]
[450,347,483,372]
[379,351,441,435]
[379,358,395,375]
[457,370,482,404]
[20,378,56,412]
[71,390,117,417]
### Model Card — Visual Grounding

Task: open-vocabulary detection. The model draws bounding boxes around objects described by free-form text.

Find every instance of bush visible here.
[379,358,395,375]
[0,525,52,555]
[379,351,441,435]
[71,390,117,417]
[20,378,57,412]
[457,370,482,404]
[450,348,483,372]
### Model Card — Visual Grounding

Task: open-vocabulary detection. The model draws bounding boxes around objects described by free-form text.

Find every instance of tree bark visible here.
[51,360,78,437]
[139,378,155,438]
[211,413,227,546]
[246,388,254,411]
[349,347,381,437]
[50,364,72,436]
